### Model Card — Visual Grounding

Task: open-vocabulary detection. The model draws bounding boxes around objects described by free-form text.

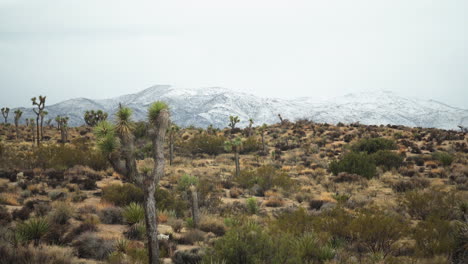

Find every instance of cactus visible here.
[31,95,46,145]
[228,115,240,131]
[224,137,243,177]
[1,107,9,123]
[13,109,23,140]
[84,109,108,126]
[95,101,169,264]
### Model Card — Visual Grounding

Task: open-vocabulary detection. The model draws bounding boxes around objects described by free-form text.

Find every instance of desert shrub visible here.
[313,206,353,240]
[246,197,259,215]
[177,229,205,245]
[333,172,363,183]
[124,221,146,240]
[154,187,188,218]
[290,233,336,263]
[48,202,74,225]
[73,232,114,260]
[12,206,32,221]
[371,150,404,171]
[168,218,184,233]
[123,203,145,225]
[269,207,314,236]
[102,183,144,206]
[264,196,284,207]
[98,206,124,224]
[0,205,12,225]
[348,208,408,257]
[432,152,454,166]
[16,217,49,245]
[173,248,205,264]
[0,243,75,264]
[64,165,102,190]
[186,134,226,156]
[33,143,108,171]
[204,221,272,264]
[177,174,199,192]
[329,152,376,179]
[239,136,260,154]
[402,189,462,220]
[351,137,397,154]
[391,177,430,193]
[63,222,98,243]
[309,199,325,210]
[199,217,226,236]
[236,165,293,193]
[413,217,458,257]
[48,191,67,201]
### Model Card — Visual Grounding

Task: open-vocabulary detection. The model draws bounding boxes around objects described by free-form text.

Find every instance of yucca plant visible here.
[16,217,49,246]
[123,202,145,225]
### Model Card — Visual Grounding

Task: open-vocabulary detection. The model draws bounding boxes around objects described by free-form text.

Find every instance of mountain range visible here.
[10,85,468,130]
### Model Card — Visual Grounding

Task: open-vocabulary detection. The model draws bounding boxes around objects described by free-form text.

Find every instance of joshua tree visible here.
[13,109,23,139]
[190,185,200,228]
[1,107,9,123]
[40,110,48,140]
[247,118,254,137]
[31,96,46,145]
[224,137,242,177]
[168,123,180,166]
[228,115,240,131]
[56,116,69,143]
[95,102,169,264]
[84,110,108,126]
[258,124,268,155]
[55,116,61,130]
[278,114,284,124]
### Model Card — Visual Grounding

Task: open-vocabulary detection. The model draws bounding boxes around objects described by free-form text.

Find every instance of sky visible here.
[0,0,467,108]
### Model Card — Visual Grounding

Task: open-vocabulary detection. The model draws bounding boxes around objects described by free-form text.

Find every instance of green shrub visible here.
[413,217,458,257]
[329,152,377,179]
[291,233,335,263]
[269,207,314,236]
[0,243,75,264]
[246,198,259,215]
[185,134,226,156]
[98,206,124,225]
[102,184,144,206]
[432,152,454,166]
[236,165,293,192]
[73,232,114,260]
[16,217,49,245]
[177,174,199,192]
[239,136,261,154]
[348,208,408,257]
[351,137,397,154]
[402,189,462,220]
[48,202,74,225]
[371,150,404,171]
[123,203,145,225]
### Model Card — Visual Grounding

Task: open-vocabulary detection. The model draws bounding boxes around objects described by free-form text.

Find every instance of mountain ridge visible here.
[9,85,468,130]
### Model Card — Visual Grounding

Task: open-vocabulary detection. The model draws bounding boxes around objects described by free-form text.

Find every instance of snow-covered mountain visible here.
[11,85,468,130]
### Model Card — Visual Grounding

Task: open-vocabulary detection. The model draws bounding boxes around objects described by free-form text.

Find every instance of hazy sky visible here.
[0,0,467,108]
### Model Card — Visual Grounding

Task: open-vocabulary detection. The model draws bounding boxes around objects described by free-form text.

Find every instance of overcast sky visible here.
[0,0,467,108]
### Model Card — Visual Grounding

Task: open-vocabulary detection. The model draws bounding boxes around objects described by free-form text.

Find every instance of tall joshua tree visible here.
[56,116,69,143]
[168,123,180,166]
[258,124,268,155]
[224,137,242,177]
[247,118,254,137]
[40,110,48,140]
[95,102,169,264]
[84,110,108,126]
[31,96,46,146]
[14,109,23,140]
[1,107,9,123]
[228,115,240,132]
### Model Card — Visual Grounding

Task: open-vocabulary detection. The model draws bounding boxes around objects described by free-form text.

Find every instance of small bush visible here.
[123,203,145,225]
[73,232,114,260]
[199,217,226,236]
[413,217,458,257]
[402,189,462,220]
[185,134,226,156]
[246,197,259,215]
[102,183,144,206]
[124,221,146,240]
[168,218,184,233]
[0,205,12,225]
[177,229,205,245]
[177,174,199,192]
[329,152,376,179]
[239,136,261,154]
[98,206,124,224]
[351,137,397,154]
[48,202,74,225]
[236,165,293,193]
[371,150,404,171]
[432,152,454,166]
[392,177,430,193]
[0,243,75,264]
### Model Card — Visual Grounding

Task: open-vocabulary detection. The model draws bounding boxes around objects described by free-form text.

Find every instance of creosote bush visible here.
[102,183,144,206]
[329,152,376,179]
[351,137,397,154]
[236,165,293,193]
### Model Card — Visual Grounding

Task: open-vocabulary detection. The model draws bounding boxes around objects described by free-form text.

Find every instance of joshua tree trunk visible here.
[40,116,44,140]
[235,145,240,177]
[145,109,169,264]
[261,133,266,154]
[169,140,174,165]
[190,185,200,228]
[36,115,40,145]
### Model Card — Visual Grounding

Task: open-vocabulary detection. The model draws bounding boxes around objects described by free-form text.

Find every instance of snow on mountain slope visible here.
[10,86,468,130]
